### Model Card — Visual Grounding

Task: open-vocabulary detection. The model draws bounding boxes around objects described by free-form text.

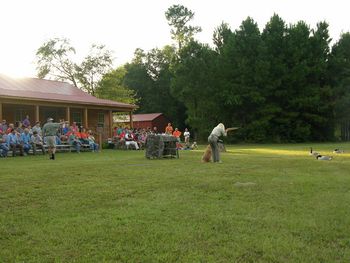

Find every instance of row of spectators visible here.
[111,124,194,150]
[0,119,99,157]
[1,117,196,156]
[111,127,147,150]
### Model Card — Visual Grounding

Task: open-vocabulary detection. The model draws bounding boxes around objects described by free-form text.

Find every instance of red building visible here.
[114,113,171,132]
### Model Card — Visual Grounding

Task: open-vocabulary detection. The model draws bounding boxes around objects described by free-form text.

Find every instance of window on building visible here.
[15,108,25,123]
[97,112,104,127]
[72,111,82,126]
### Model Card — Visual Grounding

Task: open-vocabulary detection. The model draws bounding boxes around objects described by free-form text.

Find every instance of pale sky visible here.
[0,0,349,78]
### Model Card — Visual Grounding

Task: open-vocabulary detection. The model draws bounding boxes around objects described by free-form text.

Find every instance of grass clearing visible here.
[1,143,350,262]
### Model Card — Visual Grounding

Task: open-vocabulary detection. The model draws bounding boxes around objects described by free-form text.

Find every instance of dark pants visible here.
[0,143,9,157]
[71,140,81,152]
[23,143,31,154]
[32,143,46,155]
[10,143,24,156]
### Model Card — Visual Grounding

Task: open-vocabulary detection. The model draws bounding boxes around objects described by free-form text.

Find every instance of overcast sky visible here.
[1,0,349,78]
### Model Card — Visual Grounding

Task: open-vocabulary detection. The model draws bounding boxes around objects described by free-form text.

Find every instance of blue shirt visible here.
[7,133,18,145]
[21,133,31,144]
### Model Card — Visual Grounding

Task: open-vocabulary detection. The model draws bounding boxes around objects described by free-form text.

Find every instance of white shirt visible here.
[184,131,190,138]
[210,124,226,137]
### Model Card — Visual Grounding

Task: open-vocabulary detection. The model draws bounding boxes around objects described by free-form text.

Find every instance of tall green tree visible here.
[217,17,269,141]
[307,22,334,140]
[123,49,155,112]
[36,38,79,87]
[124,47,187,129]
[171,40,220,138]
[213,22,232,53]
[261,14,288,141]
[95,66,138,105]
[279,21,314,141]
[36,38,113,96]
[329,33,350,140]
[278,21,334,141]
[75,44,113,96]
[165,4,201,50]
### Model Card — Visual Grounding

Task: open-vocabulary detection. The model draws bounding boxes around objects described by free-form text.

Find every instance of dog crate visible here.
[145,134,179,159]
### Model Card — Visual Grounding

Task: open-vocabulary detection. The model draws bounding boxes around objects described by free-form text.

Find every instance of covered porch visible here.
[0,74,136,142]
[0,99,134,141]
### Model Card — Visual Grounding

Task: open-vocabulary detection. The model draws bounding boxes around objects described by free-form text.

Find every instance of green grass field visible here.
[1,143,350,262]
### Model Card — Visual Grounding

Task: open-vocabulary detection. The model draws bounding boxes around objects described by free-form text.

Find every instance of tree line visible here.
[36,5,350,142]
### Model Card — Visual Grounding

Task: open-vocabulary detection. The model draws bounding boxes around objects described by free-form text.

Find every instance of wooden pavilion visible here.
[0,74,136,139]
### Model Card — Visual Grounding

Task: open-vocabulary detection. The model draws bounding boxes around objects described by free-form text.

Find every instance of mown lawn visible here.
[1,143,350,262]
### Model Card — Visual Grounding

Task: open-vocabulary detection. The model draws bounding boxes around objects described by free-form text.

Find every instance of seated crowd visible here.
[110,123,197,151]
[1,118,196,157]
[0,118,99,158]
[110,127,148,150]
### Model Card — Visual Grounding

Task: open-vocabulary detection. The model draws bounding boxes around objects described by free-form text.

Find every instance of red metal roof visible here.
[133,113,164,122]
[0,74,136,110]
[114,113,164,122]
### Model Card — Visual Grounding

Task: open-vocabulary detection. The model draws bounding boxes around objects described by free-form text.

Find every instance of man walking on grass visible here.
[42,118,62,160]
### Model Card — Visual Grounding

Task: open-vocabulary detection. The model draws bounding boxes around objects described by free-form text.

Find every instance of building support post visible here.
[35,105,40,122]
[129,111,133,129]
[66,106,70,123]
[109,110,113,138]
[84,107,88,129]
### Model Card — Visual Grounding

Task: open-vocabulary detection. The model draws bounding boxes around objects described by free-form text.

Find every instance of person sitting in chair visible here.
[7,128,24,157]
[124,130,139,150]
[31,130,45,155]
[87,130,99,152]
[0,130,9,157]
[20,128,32,155]
[68,131,82,153]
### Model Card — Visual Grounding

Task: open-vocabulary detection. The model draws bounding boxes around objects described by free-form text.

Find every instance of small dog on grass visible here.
[190,142,198,150]
[201,144,212,162]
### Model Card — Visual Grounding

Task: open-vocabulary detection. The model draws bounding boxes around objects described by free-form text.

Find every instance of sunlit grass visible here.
[227,142,350,157]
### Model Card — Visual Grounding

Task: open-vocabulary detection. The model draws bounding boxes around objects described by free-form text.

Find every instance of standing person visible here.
[173,128,182,142]
[165,123,173,135]
[42,118,62,160]
[208,123,238,163]
[22,115,31,128]
[183,128,190,147]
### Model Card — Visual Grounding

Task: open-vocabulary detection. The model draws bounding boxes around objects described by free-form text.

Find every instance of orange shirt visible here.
[165,125,173,134]
[80,132,88,139]
[173,130,181,138]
